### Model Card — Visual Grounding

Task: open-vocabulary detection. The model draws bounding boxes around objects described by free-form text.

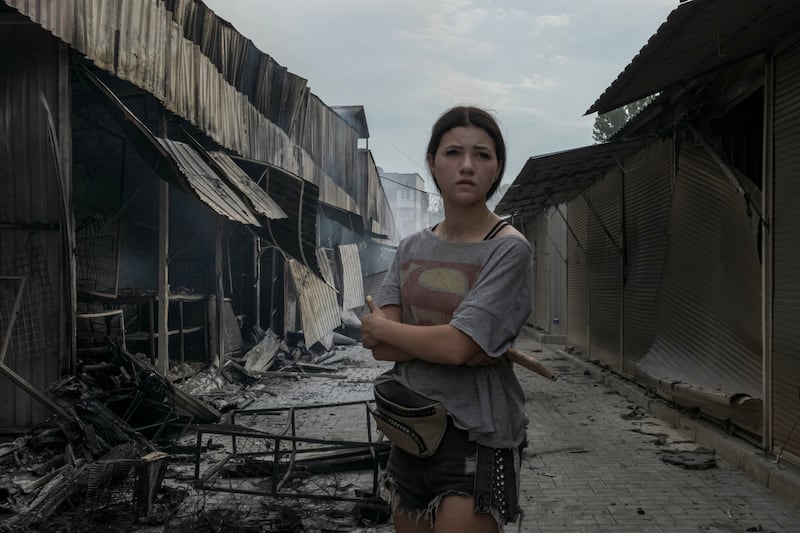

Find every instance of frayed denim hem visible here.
[379,469,518,531]
[379,470,432,528]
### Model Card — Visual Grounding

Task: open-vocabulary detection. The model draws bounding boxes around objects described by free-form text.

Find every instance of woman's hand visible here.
[360,295,387,349]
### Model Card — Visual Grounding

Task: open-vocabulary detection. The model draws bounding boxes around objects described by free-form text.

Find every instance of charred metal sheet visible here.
[495,139,645,219]
[208,151,287,220]
[80,66,259,226]
[288,259,340,348]
[315,248,337,289]
[588,0,800,114]
[338,244,364,311]
[157,139,260,226]
[233,156,323,277]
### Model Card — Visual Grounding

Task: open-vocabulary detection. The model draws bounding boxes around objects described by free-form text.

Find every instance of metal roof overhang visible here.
[495,139,646,219]
[208,151,288,220]
[81,67,261,226]
[231,155,324,277]
[587,0,800,115]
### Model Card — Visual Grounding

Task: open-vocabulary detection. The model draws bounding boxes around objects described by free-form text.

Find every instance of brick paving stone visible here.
[168,331,800,532]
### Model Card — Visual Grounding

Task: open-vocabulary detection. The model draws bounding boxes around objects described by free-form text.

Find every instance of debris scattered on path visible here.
[658,448,717,470]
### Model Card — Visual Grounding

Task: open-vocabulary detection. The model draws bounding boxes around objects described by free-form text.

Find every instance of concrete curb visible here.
[543,343,800,509]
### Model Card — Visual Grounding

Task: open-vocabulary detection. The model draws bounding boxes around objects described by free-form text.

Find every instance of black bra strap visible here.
[431,221,508,239]
[483,220,510,240]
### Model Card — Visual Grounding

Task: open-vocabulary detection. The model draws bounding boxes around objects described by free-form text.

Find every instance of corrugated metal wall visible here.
[587,169,622,367]
[637,144,762,401]
[548,208,568,337]
[621,139,674,374]
[359,149,398,243]
[530,208,568,336]
[531,214,548,331]
[0,23,64,426]
[566,198,589,352]
[772,43,800,461]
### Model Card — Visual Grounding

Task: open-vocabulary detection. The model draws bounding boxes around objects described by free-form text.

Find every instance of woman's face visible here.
[428,126,500,207]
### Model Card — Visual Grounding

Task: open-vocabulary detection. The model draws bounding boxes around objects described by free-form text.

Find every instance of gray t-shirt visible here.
[374,228,533,448]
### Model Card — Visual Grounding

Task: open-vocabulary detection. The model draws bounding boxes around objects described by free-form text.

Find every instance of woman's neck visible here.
[436,206,498,242]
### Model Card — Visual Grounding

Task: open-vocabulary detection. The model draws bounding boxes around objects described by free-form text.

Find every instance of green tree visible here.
[592,95,656,143]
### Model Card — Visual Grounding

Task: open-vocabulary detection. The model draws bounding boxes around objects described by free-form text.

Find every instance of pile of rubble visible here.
[0,327,391,532]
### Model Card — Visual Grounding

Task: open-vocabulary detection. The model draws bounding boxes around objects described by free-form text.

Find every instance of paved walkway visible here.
[191,330,800,532]
[512,333,800,532]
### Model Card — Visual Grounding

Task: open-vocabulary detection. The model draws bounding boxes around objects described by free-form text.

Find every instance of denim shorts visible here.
[380,417,522,528]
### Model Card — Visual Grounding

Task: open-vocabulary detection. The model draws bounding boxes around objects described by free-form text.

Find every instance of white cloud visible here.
[394,1,493,53]
[518,75,557,90]
[534,13,570,30]
[494,8,528,21]
[427,67,558,116]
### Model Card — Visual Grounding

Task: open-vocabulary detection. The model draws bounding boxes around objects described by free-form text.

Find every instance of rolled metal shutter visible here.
[772,44,800,462]
[567,197,589,352]
[638,144,762,407]
[534,212,549,332]
[547,208,568,337]
[621,139,673,375]
[587,169,622,367]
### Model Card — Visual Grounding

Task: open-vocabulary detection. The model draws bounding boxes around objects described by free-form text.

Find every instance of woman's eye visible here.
[478,152,493,159]
[444,149,459,156]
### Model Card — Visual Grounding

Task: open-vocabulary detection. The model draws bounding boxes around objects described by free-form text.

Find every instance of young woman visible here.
[361,106,532,532]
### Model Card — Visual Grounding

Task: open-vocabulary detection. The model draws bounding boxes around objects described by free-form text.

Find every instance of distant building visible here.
[379,171,430,238]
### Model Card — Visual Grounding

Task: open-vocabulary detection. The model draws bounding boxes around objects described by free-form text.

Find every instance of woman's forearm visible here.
[370,342,416,362]
[372,319,480,365]
[362,302,482,365]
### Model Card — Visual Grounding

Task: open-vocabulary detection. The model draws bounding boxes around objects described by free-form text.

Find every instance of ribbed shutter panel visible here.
[641,144,762,401]
[772,44,800,462]
[535,211,549,331]
[621,139,673,375]
[567,197,589,352]
[588,169,622,367]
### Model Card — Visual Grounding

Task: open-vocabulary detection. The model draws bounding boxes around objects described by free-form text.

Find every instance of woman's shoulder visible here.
[493,222,528,243]
[491,226,531,254]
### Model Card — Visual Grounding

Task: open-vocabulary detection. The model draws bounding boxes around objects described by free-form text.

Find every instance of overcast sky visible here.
[203,0,676,192]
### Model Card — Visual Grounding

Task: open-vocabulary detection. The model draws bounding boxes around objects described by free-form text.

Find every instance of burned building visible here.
[0,0,398,429]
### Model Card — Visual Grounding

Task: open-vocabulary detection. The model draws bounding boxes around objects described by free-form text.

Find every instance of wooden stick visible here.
[506,348,557,381]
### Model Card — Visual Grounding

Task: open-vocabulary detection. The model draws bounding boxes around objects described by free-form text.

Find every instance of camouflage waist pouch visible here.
[370,381,447,458]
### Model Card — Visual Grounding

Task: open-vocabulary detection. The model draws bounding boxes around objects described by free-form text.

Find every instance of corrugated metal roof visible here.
[80,65,260,226]
[4,0,365,217]
[338,244,364,311]
[157,138,260,226]
[588,0,800,115]
[495,139,645,219]
[288,258,340,348]
[208,151,287,220]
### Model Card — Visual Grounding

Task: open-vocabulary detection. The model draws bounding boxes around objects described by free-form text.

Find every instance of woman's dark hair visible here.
[426,106,506,199]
